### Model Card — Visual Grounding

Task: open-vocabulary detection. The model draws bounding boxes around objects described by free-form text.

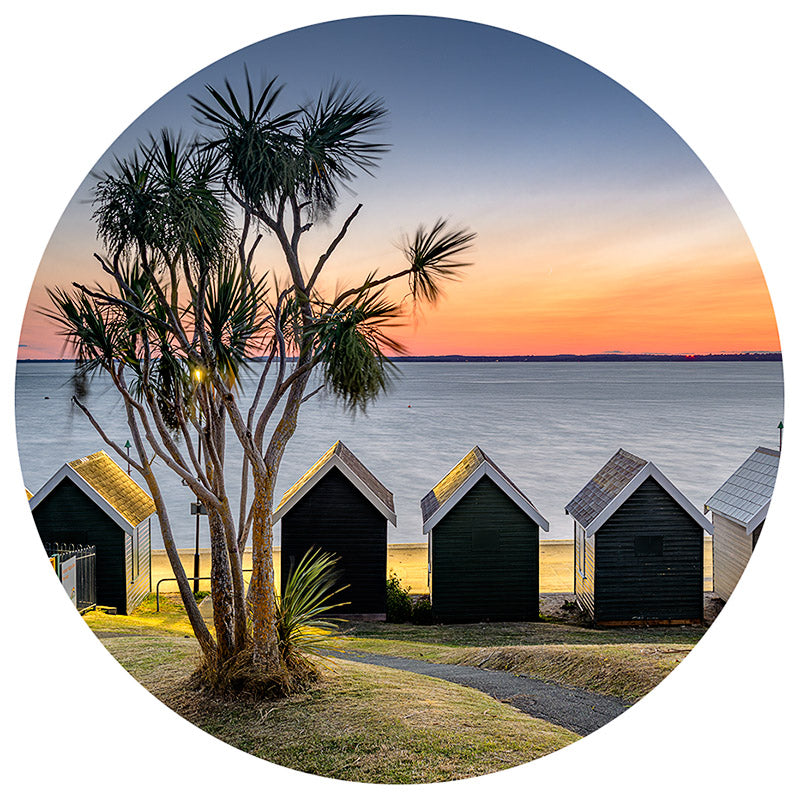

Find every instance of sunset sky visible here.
[19,15,779,358]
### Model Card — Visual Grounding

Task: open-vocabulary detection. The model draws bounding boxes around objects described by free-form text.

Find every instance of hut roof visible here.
[29,451,155,533]
[420,446,549,534]
[273,441,396,525]
[704,446,780,534]
[565,448,712,536]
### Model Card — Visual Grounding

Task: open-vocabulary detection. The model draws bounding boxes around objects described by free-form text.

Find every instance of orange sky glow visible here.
[16,19,781,360]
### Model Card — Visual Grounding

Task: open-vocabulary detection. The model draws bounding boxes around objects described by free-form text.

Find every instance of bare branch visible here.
[306,204,363,292]
[301,384,324,403]
[72,396,144,471]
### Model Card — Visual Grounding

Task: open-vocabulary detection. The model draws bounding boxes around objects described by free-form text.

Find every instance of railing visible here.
[155,569,253,611]
[43,543,97,613]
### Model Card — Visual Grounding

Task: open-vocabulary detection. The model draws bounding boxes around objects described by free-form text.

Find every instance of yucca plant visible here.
[276,548,350,663]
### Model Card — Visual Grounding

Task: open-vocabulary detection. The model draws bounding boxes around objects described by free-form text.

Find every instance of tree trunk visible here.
[217,497,249,650]
[249,469,280,671]
[208,510,236,661]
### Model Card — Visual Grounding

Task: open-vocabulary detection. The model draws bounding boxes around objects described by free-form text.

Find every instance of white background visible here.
[1,2,797,797]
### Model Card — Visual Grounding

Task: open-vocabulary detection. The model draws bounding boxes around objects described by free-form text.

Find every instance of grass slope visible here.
[98,630,578,783]
[82,595,703,781]
[332,620,704,701]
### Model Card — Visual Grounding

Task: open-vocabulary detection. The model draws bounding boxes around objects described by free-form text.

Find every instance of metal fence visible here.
[43,543,97,613]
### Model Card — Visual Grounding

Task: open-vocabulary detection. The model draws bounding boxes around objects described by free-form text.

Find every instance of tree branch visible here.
[306,204,363,293]
[71,396,144,471]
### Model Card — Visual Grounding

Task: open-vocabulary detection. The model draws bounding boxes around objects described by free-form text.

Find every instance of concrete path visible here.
[325,649,629,736]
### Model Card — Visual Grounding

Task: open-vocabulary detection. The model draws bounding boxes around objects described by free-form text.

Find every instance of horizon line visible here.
[17,350,783,364]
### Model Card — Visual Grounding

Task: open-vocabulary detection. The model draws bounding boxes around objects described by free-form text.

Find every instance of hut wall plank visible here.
[712,512,755,602]
[127,518,152,613]
[431,476,539,623]
[280,467,387,614]
[594,477,703,622]
[575,525,595,617]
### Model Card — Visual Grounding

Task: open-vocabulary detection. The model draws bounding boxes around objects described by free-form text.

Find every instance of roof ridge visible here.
[275,440,395,521]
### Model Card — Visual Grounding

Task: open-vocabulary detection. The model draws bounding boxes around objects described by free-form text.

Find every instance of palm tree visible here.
[46,71,475,693]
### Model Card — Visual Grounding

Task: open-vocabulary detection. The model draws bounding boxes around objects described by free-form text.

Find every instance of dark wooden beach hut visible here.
[704,446,779,602]
[565,448,711,625]
[421,446,549,623]
[30,451,155,614]
[274,441,396,615]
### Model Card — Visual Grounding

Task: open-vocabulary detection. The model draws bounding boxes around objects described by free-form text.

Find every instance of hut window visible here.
[634,535,663,556]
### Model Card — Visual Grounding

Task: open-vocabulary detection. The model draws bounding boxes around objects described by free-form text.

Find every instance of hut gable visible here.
[274,441,396,525]
[421,446,549,534]
[30,451,153,615]
[565,448,711,536]
[30,451,155,533]
[704,446,779,534]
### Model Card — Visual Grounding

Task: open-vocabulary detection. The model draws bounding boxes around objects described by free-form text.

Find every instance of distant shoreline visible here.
[17,352,782,364]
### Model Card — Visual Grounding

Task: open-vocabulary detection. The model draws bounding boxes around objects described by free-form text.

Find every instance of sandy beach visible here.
[151,539,714,596]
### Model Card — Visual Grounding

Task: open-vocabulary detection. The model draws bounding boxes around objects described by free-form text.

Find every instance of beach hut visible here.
[704,446,779,602]
[30,451,155,614]
[565,448,711,625]
[421,446,549,623]
[274,441,396,615]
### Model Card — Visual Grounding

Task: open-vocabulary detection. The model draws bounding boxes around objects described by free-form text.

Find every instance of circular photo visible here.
[15,14,782,784]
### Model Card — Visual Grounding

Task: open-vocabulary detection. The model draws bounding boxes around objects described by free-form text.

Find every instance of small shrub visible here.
[386,572,413,622]
[411,595,433,625]
[277,548,350,659]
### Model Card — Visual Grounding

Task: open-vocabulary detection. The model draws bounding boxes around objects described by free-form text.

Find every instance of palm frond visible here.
[295,82,389,216]
[312,289,404,413]
[402,219,476,304]
[191,71,297,210]
[201,257,272,387]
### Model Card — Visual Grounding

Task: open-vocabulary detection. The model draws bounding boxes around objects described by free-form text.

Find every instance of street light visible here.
[191,366,206,595]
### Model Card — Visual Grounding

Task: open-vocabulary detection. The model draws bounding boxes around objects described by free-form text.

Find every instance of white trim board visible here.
[706,502,769,536]
[273,456,397,526]
[421,461,549,535]
[29,463,137,535]
[570,462,713,537]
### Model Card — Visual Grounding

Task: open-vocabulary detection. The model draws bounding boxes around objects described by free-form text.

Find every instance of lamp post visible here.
[124,440,131,474]
[193,430,202,595]
[192,367,204,595]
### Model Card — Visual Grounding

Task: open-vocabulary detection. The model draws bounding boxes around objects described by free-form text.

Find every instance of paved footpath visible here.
[326,649,629,736]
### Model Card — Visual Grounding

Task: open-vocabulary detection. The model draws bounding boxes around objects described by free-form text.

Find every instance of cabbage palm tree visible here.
[47,71,475,692]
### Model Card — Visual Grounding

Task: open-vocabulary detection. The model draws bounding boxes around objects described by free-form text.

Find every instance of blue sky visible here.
[23,14,775,356]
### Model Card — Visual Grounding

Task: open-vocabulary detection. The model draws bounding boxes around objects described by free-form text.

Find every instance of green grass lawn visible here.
[85,599,580,782]
[96,629,578,782]
[83,594,704,780]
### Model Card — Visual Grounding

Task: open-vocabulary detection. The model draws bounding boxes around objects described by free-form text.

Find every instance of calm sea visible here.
[15,360,784,547]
